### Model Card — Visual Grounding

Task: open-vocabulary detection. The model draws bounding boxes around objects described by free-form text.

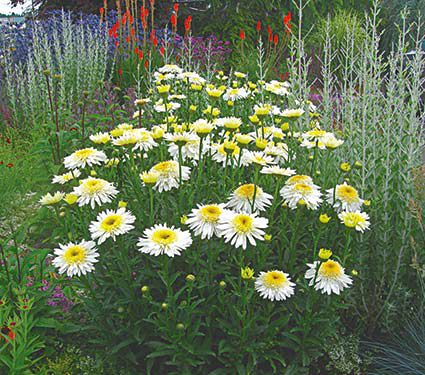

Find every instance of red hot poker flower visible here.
[171,14,177,27]
[284,11,292,34]
[239,29,245,40]
[256,20,261,31]
[173,3,179,12]
[184,16,192,33]
[99,7,104,15]
[273,34,279,46]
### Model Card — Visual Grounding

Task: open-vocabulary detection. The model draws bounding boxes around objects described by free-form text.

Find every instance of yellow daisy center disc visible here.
[152,229,177,245]
[293,183,313,193]
[232,214,253,234]
[235,184,261,200]
[101,215,123,232]
[319,260,343,278]
[263,271,287,288]
[74,148,95,160]
[200,205,222,223]
[63,245,86,265]
[336,185,358,203]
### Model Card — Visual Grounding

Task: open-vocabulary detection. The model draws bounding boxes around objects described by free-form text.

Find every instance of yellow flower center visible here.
[232,214,253,234]
[307,129,327,138]
[293,183,313,194]
[63,245,86,265]
[235,184,262,200]
[74,148,95,160]
[336,185,358,203]
[152,161,174,174]
[152,229,177,245]
[263,271,287,288]
[287,175,311,184]
[199,205,222,223]
[100,215,123,232]
[84,179,105,194]
[319,260,343,278]
[342,212,365,228]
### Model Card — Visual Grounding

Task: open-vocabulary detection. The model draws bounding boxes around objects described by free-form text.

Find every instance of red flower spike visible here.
[268,32,273,42]
[274,34,278,45]
[139,51,144,60]
[184,16,192,32]
[144,59,149,69]
[99,7,104,15]
[256,20,261,31]
[160,46,165,56]
[118,68,123,76]
[173,3,179,12]
[153,37,158,47]
[239,29,245,40]
[267,25,272,35]
[171,14,177,27]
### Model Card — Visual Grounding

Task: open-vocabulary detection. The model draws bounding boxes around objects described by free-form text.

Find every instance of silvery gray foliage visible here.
[289,0,424,332]
[1,10,111,128]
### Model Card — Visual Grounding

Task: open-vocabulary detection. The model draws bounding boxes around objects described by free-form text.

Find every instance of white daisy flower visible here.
[321,133,344,149]
[264,80,290,96]
[132,129,158,152]
[165,132,201,162]
[154,101,181,113]
[214,116,242,131]
[280,108,305,118]
[73,177,118,209]
[211,143,250,167]
[137,224,192,257]
[280,180,322,210]
[222,87,249,101]
[64,148,107,170]
[255,270,296,301]
[158,64,183,74]
[89,208,136,244]
[89,132,110,144]
[39,191,65,206]
[260,166,296,177]
[246,151,276,166]
[52,240,99,277]
[186,203,227,239]
[264,143,289,164]
[338,211,370,232]
[305,260,353,295]
[327,182,364,212]
[52,170,81,184]
[227,184,273,213]
[217,211,268,249]
[300,139,327,149]
[149,160,191,192]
